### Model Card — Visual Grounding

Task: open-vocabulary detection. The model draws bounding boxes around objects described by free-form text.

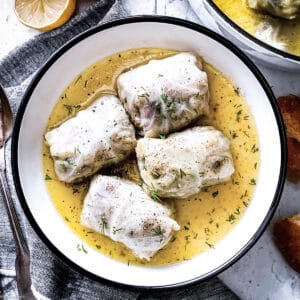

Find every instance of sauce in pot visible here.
[213,0,300,56]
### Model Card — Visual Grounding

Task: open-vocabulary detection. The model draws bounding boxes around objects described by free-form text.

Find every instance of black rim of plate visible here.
[11,16,287,291]
[206,0,300,63]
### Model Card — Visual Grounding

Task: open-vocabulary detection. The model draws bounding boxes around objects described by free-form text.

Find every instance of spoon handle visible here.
[0,147,36,299]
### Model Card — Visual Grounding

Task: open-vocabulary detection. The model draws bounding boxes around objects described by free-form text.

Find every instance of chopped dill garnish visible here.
[205,241,215,249]
[234,87,240,95]
[226,214,236,223]
[112,227,122,234]
[231,131,238,139]
[166,100,175,111]
[149,189,161,202]
[72,186,80,194]
[77,243,88,253]
[212,191,219,198]
[99,217,107,234]
[159,134,166,139]
[184,235,190,249]
[236,110,242,122]
[160,94,168,102]
[249,178,256,185]
[63,157,76,166]
[74,75,82,85]
[151,171,161,179]
[152,226,164,242]
[240,190,248,199]
[251,144,259,153]
[232,179,240,185]
[234,207,241,215]
[138,92,150,99]
[64,104,73,114]
[204,227,210,235]
[180,168,186,178]
[242,130,250,137]
[74,147,81,154]
[44,174,52,180]
[63,104,81,115]
[105,156,116,161]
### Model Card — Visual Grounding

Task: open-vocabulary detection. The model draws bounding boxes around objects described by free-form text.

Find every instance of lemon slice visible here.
[14,0,76,31]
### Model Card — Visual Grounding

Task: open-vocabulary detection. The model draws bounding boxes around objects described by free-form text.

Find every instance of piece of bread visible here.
[277,95,300,180]
[278,95,300,142]
[286,137,300,180]
[273,214,300,273]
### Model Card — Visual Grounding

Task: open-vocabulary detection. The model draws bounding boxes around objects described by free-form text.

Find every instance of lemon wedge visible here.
[14,0,76,31]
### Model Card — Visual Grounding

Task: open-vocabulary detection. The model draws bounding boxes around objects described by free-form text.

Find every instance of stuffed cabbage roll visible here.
[247,0,300,19]
[80,175,180,260]
[117,52,209,137]
[136,126,234,199]
[45,95,136,183]
[255,21,286,50]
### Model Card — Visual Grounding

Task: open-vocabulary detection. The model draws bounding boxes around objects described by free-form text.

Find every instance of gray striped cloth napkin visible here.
[0,0,237,298]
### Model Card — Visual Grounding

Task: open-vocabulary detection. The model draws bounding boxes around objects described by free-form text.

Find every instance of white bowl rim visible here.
[205,0,300,63]
[11,16,287,290]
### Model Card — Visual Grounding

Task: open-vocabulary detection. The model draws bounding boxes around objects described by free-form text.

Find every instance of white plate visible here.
[11,16,286,288]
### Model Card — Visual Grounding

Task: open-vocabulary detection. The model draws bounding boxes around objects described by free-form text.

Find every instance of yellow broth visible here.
[43,48,259,266]
[213,0,300,56]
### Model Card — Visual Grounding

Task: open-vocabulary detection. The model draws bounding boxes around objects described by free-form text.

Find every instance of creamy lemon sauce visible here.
[43,48,259,266]
[213,0,300,55]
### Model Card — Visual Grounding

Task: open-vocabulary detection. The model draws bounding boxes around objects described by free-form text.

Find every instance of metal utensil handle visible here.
[0,147,35,299]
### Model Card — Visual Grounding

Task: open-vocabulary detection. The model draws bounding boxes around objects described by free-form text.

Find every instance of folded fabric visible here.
[0,0,237,299]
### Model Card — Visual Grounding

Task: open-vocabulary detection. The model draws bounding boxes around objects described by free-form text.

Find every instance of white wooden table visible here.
[1,0,299,299]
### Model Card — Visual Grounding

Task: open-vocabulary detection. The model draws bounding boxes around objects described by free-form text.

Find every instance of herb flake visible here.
[205,241,215,249]
[151,171,161,179]
[149,189,160,202]
[226,214,236,223]
[212,191,219,198]
[44,174,52,180]
[180,168,186,178]
[77,243,88,253]
[234,87,240,95]
[251,144,259,153]
[152,226,164,242]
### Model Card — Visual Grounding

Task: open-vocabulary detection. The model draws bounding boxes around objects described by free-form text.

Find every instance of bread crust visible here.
[286,137,300,180]
[278,95,300,142]
[277,95,300,180]
[273,214,300,273]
